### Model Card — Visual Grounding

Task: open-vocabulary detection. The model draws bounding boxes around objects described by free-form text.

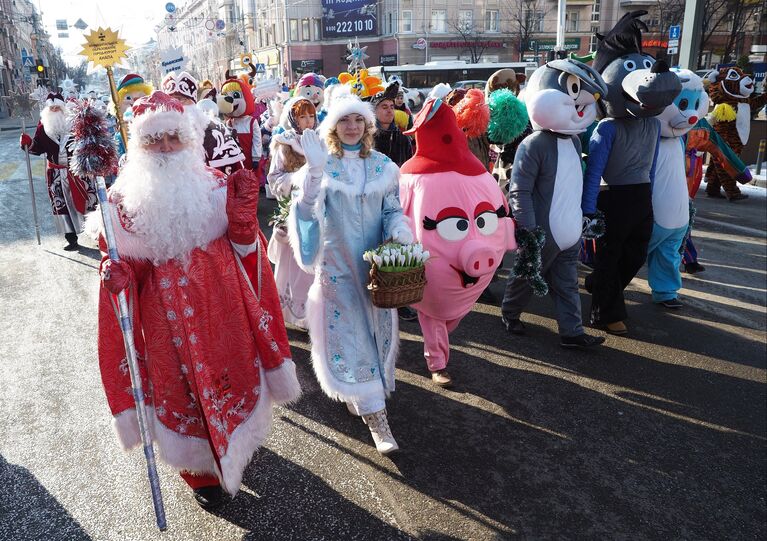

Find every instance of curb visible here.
[0,126,22,132]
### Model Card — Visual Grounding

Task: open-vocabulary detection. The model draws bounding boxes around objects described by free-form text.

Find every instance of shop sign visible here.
[430,41,503,49]
[291,59,324,74]
[379,54,397,66]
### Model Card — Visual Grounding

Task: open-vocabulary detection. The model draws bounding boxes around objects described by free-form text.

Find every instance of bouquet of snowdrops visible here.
[363,242,431,272]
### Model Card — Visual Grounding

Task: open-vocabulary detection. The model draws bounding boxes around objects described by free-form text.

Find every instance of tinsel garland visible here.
[487,89,529,145]
[68,100,118,179]
[582,210,606,240]
[510,226,548,297]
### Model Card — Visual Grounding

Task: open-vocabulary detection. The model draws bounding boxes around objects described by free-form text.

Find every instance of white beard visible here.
[40,107,69,141]
[110,146,227,265]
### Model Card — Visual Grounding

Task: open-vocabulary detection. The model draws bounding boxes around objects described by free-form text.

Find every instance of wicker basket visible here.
[368,265,426,308]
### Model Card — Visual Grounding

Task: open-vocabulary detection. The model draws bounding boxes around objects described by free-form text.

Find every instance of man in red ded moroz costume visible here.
[399,97,517,387]
[87,91,301,510]
[21,92,98,250]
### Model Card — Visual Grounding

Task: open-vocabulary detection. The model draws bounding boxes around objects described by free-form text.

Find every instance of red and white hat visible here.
[45,93,66,108]
[129,91,201,147]
[161,71,198,103]
[401,97,486,176]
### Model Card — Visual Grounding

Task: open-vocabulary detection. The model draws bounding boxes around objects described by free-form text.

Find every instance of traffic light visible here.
[36,60,45,74]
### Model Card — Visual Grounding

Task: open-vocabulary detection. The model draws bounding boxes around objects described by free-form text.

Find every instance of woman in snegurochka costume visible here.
[267,97,318,329]
[288,87,413,455]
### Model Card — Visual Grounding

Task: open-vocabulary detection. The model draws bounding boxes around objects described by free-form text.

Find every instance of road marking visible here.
[695,216,767,239]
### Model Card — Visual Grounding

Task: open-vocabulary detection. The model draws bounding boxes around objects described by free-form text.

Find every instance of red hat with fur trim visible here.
[129,91,201,147]
[401,98,487,176]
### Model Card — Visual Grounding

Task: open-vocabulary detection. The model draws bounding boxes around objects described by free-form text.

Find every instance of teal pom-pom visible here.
[510,226,548,297]
[488,89,529,145]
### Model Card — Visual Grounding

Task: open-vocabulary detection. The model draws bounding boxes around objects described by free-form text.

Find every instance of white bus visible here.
[368,61,538,94]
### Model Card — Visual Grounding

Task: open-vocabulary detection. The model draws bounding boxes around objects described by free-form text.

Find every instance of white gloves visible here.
[297,129,326,217]
[391,223,414,245]
[301,129,326,177]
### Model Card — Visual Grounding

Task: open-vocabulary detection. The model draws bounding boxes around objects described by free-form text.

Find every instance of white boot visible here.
[362,409,399,455]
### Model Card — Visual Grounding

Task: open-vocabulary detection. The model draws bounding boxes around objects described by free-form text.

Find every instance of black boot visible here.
[193,485,227,510]
[63,233,79,251]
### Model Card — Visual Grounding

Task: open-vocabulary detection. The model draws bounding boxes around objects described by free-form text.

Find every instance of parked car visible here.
[453,80,487,90]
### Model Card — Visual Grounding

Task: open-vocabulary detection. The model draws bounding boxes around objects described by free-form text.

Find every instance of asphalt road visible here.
[0,129,765,540]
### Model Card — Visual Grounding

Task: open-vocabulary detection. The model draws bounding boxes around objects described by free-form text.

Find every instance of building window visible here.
[525,10,544,33]
[566,11,578,32]
[258,29,263,48]
[302,18,310,40]
[458,10,473,31]
[402,10,412,33]
[431,9,447,33]
[388,13,393,34]
[591,0,600,22]
[485,10,499,32]
[313,18,321,40]
[290,19,298,41]
[589,24,599,51]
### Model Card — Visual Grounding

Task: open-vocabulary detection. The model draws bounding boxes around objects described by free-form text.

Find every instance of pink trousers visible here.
[418,311,463,372]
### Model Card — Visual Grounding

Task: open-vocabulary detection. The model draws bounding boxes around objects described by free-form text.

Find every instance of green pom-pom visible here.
[488,89,529,145]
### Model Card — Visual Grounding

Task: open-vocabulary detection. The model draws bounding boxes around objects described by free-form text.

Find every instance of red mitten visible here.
[101,259,133,294]
[19,133,32,150]
[226,168,259,245]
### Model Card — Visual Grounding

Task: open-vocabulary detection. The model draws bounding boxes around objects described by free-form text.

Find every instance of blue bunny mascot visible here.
[581,11,681,336]
[647,68,709,309]
[500,58,609,349]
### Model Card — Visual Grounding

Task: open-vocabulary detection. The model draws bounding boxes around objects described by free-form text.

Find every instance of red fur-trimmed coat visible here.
[94,171,299,495]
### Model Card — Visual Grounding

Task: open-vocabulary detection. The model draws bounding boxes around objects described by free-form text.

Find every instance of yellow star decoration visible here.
[79,27,129,68]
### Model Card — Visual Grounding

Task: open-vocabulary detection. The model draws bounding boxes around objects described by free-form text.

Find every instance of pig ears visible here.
[403,97,442,135]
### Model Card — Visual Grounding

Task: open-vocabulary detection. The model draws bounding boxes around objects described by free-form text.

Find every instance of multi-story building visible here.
[0,0,62,113]
[155,0,252,84]
[149,0,765,87]
[248,0,597,81]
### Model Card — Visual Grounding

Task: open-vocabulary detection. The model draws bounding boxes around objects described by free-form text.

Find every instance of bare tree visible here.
[448,18,489,64]
[650,0,760,67]
[718,0,762,63]
[501,0,550,61]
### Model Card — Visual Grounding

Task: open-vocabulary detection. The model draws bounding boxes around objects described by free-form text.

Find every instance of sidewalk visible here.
[0,110,39,132]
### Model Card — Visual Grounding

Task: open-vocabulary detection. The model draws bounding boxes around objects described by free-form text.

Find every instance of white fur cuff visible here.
[264,359,302,405]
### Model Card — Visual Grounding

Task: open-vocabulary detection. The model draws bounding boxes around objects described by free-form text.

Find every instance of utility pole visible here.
[678,0,704,70]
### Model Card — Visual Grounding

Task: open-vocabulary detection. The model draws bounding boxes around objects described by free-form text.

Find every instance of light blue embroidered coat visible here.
[288,149,408,402]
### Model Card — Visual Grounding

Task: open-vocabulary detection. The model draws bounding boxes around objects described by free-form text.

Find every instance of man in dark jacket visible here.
[371,82,413,167]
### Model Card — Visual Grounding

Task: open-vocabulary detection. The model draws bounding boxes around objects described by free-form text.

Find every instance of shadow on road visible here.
[213,448,412,541]
[0,455,91,541]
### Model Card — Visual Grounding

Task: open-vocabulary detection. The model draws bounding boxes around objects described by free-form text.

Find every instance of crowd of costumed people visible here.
[18,9,764,510]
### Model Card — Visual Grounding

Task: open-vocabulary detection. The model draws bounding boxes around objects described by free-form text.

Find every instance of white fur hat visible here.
[129,91,200,149]
[319,86,375,141]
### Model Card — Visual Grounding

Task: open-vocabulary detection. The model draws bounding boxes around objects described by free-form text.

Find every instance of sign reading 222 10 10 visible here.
[321,0,377,38]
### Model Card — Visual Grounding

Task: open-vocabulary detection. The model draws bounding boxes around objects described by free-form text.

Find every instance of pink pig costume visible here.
[399,98,517,377]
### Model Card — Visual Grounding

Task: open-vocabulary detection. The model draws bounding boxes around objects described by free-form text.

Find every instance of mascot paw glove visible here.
[19,133,32,149]
[101,259,133,294]
[582,211,606,240]
[227,168,260,245]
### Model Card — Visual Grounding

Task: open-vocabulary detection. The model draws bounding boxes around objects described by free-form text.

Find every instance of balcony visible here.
[619,0,655,5]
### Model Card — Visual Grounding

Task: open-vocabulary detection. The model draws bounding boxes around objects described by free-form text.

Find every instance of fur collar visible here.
[321,150,398,198]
